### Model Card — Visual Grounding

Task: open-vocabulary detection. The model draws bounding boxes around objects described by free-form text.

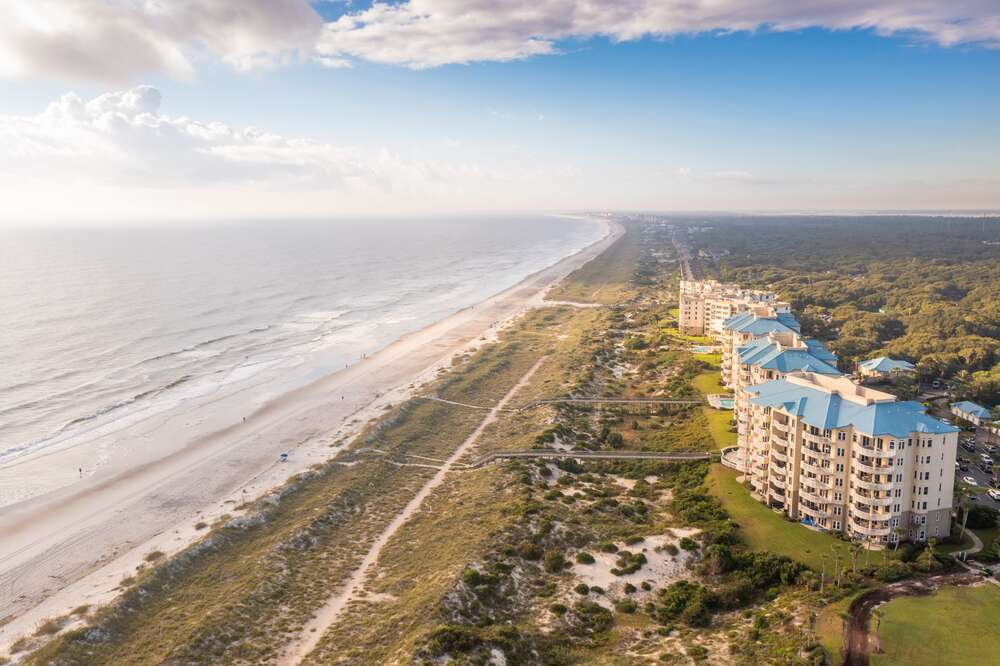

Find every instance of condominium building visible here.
[741,372,958,545]
[678,279,786,336]
[731,331,841,438]
[719,308,802,389]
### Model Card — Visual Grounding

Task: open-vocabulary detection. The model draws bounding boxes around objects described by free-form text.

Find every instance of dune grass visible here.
[692,371,726,396]
[546,225,640,305]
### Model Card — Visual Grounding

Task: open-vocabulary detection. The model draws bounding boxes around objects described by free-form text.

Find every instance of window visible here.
[890,517,899,527]
[837,448,845,457]
[838,432,846,441]
[893,503,901,512]
[835,463,844,472]
[835,478,844,487]
[834,492,842,501]
[922,502,928,510]
[918,530,926,541]
[833,506,842,516]
[833,520,841,530]
[889,441,895,449]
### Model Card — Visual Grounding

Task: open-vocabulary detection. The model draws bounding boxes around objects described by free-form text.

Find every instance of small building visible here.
[950,401,992,427]
[858,356,916,379]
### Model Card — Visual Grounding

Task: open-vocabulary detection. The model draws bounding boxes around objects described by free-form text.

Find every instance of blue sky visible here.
[0,1,998,221]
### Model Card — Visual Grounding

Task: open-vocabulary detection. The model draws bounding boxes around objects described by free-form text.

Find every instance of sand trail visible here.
[280,357,547,665]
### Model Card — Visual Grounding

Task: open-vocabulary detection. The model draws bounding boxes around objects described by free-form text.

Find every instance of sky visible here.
[1,1,999,223]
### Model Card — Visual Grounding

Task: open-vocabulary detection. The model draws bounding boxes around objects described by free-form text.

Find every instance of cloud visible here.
[1,1,998,82]
[0,85,574,221]
[318,1,1000,69]
[0,0,322,83]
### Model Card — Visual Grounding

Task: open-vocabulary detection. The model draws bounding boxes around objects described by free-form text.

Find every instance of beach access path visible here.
[0,220,624,652]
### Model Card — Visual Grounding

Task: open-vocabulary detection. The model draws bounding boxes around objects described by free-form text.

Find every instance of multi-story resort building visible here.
[742,373,958,544]
[731,330,842,438]
[678,279,787,336]
[719,308,803,389]
[680,278,960,545]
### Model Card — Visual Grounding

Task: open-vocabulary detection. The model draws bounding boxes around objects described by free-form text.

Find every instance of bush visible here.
[550,603,568,615]
[575,583,591,595]
[678,537,698,551]
[965,505,999,529]
[615,599,638,614]
[873,560,911,582]
[575,551,595,565]
[624,583,637,594]
[517,542,543,561]
[543,549,568,573]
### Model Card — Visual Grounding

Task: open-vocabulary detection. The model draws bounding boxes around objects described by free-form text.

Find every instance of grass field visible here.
[692,370,727,396]
[702,407,736,450]
[707,465,852,571]
[873,584,1000,665]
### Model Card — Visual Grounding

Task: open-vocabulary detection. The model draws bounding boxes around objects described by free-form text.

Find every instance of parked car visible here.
[963,441,977,452]
[959,456,972,464]
[959,463,970,472]
[963,476,979,486]
[988,489,1000,502]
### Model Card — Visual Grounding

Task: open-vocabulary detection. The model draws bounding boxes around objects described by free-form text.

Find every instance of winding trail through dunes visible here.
[280,357,548,665]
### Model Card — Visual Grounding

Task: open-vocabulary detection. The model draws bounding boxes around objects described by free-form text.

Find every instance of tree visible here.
[923,538,937,571]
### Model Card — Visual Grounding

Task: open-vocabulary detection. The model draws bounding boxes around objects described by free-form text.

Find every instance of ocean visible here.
[0,215,604,486]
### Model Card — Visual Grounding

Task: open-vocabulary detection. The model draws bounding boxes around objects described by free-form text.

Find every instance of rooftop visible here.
[747,372,958,438]
[951,401,991,419]
[737,335,841,376]
[859,356,916,373]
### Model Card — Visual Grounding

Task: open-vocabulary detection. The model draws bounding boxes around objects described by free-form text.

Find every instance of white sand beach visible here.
[0,219,623,653]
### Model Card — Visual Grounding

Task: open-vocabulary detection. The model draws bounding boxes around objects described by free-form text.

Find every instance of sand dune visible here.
[0,219,623,653]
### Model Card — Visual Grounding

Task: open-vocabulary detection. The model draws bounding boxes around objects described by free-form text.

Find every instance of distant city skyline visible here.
[1,1,999,222]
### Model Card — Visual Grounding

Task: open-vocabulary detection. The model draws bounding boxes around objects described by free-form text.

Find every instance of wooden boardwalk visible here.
[469,449,712,468]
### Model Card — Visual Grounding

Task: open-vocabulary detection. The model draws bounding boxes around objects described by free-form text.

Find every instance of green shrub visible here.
[575,583,591,595]
[575,551,595,565]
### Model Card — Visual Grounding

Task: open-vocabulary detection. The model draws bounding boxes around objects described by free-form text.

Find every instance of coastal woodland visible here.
[687,215,1000,406]
[14,217,998,666]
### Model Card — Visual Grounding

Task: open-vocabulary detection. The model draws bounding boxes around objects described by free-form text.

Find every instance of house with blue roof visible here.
[950,400,992,426]
[739,371,958,545]
[858,356,916,379]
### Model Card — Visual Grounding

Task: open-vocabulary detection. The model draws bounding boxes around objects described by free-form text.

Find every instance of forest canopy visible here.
[684,216,1000,407]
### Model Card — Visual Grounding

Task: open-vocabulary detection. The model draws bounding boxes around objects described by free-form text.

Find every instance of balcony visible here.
[850,489,893,507]
[798,487,828,505]
[852,458,894,476]
[769,475,786,490]
[856,440,898,456]
[802,432,831,447]
[770,448,788,464]
[853,475,893,492]
[849,517,891,537]
[800,458,831,476]
[799,502,831,520]
[772,421,789,435]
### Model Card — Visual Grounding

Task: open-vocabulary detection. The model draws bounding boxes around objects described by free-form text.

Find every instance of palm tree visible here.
[850,541,862,575]
[872,608,884,654]
[924,538,938,571]
[892,524,906,551]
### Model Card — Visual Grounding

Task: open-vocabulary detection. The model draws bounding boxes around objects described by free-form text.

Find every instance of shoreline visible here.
[0,216,623,652]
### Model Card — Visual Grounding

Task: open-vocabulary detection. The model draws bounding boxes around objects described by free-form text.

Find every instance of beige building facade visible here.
[678,279,785,336]
[741,373,958,545]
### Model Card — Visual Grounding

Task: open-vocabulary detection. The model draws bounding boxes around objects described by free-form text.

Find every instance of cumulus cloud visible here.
[318,0,1000,69]
[0,0,322,82]
[0,1,998,81]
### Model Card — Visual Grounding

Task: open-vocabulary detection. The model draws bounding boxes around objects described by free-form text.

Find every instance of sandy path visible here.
[281,357,547,665]
[0,220,624,652]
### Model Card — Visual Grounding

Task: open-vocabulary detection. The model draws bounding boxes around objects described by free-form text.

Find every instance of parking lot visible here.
[955,427,1000,503]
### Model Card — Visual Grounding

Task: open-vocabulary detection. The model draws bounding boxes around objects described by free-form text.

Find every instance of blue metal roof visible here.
[722,311,801,334]
[747,379,959,437]
[859,356,916,372]
[736,338,841,376]
[951,401,991,419]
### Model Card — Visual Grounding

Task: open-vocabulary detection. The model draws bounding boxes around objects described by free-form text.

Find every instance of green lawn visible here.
[692,370,727,395]
[873,584,1000,665]
[692,352,722,365]
[702,407,736,450]
[707,464,852,571]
